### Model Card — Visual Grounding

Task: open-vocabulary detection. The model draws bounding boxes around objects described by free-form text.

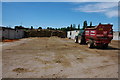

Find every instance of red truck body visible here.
[84,24,113,47]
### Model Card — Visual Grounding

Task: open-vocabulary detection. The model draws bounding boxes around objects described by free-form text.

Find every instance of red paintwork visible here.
[85,24,113,46]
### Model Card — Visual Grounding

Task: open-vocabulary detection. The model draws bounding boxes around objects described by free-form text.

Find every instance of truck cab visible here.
[75,29,86,44]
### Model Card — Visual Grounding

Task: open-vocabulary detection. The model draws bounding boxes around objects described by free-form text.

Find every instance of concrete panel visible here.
[113,32,120,40]
[67,30,80,39]
[0,30,2,40]
[2,29,9,39]
[9,30,15,39]
[1,28,25,40]
[67,31,71,39]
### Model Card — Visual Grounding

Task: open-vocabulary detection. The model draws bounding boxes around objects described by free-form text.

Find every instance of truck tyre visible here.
[75,39,78,43]
[103,44,108,48]
[75,36,78,43]
[78,38,82,44]
[87,40,94,48]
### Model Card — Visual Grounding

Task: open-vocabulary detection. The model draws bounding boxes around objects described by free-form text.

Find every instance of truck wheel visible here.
[78,38,82,44]
[103,44,108,48]
[87,40,94,48]
[74,37,78,43]
[75,38,78,43]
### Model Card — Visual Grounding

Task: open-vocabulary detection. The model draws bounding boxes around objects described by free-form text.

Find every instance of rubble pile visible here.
[25,29,66,38]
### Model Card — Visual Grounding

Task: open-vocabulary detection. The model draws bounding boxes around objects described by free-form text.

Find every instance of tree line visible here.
[14,20,93,32]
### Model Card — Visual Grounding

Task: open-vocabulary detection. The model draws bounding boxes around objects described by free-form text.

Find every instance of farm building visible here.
[0,27,25,40]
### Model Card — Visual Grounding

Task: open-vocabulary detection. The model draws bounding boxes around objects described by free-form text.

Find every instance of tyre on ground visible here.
[102,43,108,48]
[78,38,82,44]
[75,36,78,43]
[87,40,94,48]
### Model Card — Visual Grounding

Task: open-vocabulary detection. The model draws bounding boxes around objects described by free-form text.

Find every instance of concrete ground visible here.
[2,37,119,78]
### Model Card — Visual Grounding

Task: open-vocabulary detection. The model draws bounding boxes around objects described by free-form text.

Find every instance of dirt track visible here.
[2,37,119,78]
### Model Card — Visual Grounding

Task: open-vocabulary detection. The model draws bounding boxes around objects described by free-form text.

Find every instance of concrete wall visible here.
[1,28,24,40]
[2,29,9,39]
[14,29,24,39]
[113,32,120,40]
[0,29,2,40]
[67,30,80,39]
[67,31,71,39]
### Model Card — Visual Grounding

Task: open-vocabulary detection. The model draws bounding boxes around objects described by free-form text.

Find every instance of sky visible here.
[2,2,119,31]
[2,0,119,2]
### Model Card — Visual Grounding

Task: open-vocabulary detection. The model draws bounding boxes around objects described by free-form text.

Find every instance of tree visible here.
[55,28,58,30]
[38,27,42,29]
[67,26,70,31]
[70,24,73,31]
[90,22,92,26]
[83,21,87,29]
[15,26,25,29]
[31,26,33,29]
[73,24,76,30]
[78,24,80,30]
[58,28,60,30]
[49,27,53,30]
[47,27,50,29]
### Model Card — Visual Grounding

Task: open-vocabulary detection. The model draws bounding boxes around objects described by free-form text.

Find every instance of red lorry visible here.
[75,24,113,48]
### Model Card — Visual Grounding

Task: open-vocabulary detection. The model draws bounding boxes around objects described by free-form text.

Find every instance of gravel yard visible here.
[2,37,119,78]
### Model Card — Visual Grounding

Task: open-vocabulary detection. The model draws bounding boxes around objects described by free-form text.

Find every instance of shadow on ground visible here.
[97,46,120,50]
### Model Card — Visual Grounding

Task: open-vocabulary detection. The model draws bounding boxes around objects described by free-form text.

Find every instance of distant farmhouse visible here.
[0,26,26,40]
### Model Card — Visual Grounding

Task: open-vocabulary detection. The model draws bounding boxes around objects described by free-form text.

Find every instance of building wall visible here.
[15,29,24,39]
[0,29,2,40]
[2,29,9,39]
[113,32,120,40]
[9,30,15,39]
[67,30,80,39]
[67,31,71,39]
[1,29,24,39]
